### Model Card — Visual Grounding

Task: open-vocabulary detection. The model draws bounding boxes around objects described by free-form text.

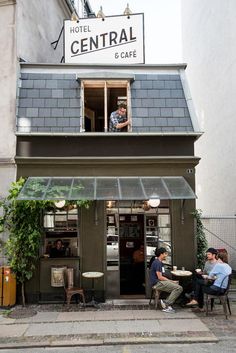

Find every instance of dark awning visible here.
[17,176,196,201]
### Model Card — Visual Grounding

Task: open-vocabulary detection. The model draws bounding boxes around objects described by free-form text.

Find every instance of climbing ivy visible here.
[192,209,208,269]
[0,177,89,306]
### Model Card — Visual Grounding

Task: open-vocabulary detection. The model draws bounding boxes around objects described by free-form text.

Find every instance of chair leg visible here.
[220,297,228,320]
[149,288,154,305]
[206,295,209,316]
[154,290,160,310]
[210,298,214,311]
[227,297,231,316]
[80,292,86,306]
[67,294,72,305]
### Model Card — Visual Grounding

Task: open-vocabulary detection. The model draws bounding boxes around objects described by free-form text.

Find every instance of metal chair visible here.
[64,269,85,306]
[205,274,232,319]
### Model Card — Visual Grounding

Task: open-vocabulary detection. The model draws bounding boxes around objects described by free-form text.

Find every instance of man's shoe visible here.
[160,299,167,309]
[186,299,198,306]
[162,306,176,313]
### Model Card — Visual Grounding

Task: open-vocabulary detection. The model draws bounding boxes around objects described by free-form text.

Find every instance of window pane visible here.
[119,178,145,199]
[158,214,171,227]
[72,178,95,199]
[163,177,196,199]
[17,177,49,200]
[44,178,72,199]
[96,178,119,200]
[141,178,170,199]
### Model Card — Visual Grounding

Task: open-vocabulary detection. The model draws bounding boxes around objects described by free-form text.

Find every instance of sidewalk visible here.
[0,299,223,349]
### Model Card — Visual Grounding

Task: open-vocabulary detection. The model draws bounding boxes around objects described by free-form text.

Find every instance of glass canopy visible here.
[17,177,196,201]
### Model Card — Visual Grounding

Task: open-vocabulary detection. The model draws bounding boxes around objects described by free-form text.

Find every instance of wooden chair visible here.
[205,274,232,319]
[64,269,85,306]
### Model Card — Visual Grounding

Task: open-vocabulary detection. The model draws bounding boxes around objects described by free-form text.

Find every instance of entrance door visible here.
[119,214,145,295]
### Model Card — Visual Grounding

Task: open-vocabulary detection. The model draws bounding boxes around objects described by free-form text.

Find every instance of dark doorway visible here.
[119,214,145,295]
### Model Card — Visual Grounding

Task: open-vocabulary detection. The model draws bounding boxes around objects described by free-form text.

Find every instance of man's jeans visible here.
[153,280,183,306]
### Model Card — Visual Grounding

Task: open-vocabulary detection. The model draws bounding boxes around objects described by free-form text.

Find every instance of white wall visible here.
[181,0,236,216]
[17,0,71,63]
[0,0,72,199]
[0,1,17,197]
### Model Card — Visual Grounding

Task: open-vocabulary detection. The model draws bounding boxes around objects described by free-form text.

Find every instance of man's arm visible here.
[114,119,130,130]
[156,271,169,281]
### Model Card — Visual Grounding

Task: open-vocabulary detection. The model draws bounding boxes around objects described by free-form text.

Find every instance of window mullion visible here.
[80,81,85,132]
[127,81,132,132]
[104,81,108,132]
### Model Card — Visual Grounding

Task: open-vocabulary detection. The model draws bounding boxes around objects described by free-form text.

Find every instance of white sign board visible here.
[64,14,144,64]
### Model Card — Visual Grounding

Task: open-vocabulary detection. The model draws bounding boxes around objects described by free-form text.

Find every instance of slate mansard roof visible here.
[16,64,199,134]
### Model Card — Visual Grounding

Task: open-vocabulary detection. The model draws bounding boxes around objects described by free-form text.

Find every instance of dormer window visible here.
[81,80,132,132]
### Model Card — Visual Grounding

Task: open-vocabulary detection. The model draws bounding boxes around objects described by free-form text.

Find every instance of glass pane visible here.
[163,177,196,199]
[119,178,145,200]
[159,227,171,240]
[106,211,119,269]
[96,178,119,200]
[44,178,72,199]
[158,214,171,227]
[17,177,49,200]
[71,178,95,199]
[68,209,78,229]
[54,212,67,229]
[141,178,170,199]
[158,207,170,213]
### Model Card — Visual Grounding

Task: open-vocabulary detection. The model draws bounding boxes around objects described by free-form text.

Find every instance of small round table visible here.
[171,270,192,277]
[82,271,104,307]
[171,270,192,296]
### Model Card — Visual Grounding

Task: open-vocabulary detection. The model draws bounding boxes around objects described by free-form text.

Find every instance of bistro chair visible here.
[147,269,162,309]
[64,269,85,307]
[205,274,232,319]
[149,286,162,309]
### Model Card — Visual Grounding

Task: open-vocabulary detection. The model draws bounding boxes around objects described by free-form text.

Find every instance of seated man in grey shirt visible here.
[186,247,218,307]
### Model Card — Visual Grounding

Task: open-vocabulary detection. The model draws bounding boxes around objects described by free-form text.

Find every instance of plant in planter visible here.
[192,209,208,269]
[0,177,90,306]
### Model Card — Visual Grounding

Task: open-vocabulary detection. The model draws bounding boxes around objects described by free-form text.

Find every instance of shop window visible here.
[43,208,79,258]
[81,80,132,132]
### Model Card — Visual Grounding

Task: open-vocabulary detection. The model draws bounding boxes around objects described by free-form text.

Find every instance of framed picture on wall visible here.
[148,219,155,227]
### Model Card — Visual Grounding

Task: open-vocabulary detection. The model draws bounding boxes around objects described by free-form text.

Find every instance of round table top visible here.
[171,270,192,277]
[82,271,104,279]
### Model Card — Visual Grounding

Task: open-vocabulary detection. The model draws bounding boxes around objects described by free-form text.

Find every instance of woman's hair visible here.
[217,251,228,263]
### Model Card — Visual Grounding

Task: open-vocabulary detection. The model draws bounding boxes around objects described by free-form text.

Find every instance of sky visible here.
[88,0,182,64]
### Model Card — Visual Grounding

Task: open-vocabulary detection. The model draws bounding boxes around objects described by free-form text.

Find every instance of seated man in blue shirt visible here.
[150,247,183,313]
[109,103,130,132]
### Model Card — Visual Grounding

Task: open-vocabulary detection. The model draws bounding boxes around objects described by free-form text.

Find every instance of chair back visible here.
[218,274,231,294]
[63,268,74,289]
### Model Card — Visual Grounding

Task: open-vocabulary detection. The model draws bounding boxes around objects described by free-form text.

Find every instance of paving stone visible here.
[159,318,209,332]
[25,322,74,336]
[0,324,28,337]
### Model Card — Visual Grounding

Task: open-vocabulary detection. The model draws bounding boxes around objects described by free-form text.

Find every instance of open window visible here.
[81,80,132,132]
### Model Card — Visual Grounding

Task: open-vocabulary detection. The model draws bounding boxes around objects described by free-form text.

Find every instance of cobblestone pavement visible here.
[0,300,235,351]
